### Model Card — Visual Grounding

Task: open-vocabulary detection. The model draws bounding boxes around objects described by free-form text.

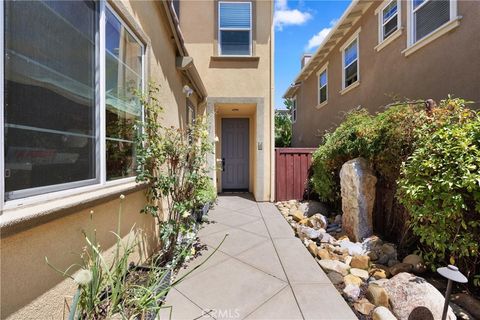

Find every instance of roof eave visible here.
[282,0,373,99]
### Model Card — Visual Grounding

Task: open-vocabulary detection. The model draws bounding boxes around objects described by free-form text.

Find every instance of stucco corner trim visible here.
[315,100,328,110]
[375,28,403,52]
[339,81,360,96]
[1,181,147,238]
[402,17,462,58]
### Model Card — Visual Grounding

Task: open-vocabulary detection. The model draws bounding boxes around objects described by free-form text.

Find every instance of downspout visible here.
[269,0,275,202]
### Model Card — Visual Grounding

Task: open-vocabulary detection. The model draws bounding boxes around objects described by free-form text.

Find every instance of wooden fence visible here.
[275,148,316,201]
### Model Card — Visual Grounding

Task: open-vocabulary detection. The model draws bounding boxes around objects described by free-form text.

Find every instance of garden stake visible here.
[437,265,467,320]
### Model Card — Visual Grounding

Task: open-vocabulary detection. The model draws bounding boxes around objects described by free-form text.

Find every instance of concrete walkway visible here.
[160,194,356,320]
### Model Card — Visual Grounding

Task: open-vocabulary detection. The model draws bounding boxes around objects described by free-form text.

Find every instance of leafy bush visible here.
[275,99,293,147]
[135,84,214,260]
[310,96,480,283]
[398,105,480,279]
[194,176,217,206]
[310,103,425,202]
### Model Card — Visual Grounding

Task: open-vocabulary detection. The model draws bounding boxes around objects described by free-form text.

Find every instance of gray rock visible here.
[327,271,344,285]
[402,254,426,274]
[382,272,456,320]
[387,259,400,267]
[299,201,331,217]
[340,158,377,242]
[389,263,413,276]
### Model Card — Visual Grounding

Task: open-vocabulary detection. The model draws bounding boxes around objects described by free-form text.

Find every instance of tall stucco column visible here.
[255,98,266,201]
[206,100,217,189]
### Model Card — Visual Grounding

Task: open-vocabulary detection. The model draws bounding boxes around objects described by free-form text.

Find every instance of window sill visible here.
[340,81,360,95]
[211,56,260,62]
[375,28,403,52]
[0,180,147,238]
[403,17,462,57]
[315,100,328,110]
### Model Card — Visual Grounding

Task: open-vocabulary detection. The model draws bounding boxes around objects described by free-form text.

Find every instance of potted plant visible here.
[193,177,217,222]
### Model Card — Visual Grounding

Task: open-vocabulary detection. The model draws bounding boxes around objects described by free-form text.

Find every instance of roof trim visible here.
[283,0,373,99]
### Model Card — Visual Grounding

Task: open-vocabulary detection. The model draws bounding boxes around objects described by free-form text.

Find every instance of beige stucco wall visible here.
[1,1,199,318]
[179,0,274,201]
[292,0,480,147]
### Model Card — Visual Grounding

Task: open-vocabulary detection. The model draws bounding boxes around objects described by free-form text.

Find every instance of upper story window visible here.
[291,98,297,123]
[342,37,359,89]
[411,0,455,43]
[381,0,400,41]
[218,2,252,56]
[2,1,144,201]
[318,69,327,106]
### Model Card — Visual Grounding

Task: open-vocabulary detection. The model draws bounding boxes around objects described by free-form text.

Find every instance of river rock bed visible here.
[275,199,477,320]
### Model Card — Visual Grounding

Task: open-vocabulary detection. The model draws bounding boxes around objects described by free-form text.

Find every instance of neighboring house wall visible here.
[179,0,275,201]
[290,0,480,147]
[0,1,204,318]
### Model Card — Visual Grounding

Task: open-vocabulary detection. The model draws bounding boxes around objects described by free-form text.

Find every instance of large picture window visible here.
[4,0,97,200]
[2,1,144,201]
[218,2,252,56]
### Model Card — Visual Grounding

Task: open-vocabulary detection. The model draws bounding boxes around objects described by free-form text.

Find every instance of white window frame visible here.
[218,1,253,57]
[0,1,145,210]
[376,0,402,50]
[407,0,459,48]
[291,97,297,124]
[316,64,328,109]
[340,28,360,94]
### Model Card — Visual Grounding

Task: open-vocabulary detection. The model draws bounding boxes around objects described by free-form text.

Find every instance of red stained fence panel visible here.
[275,148,316,201]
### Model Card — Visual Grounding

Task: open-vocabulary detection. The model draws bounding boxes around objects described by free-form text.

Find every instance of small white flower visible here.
[214,136,219,142]
[182,211,190,218]
[119,194,125,200]
[74,269,93,286]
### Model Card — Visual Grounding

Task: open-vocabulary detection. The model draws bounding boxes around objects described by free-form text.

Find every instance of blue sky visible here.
[274,0,351,109]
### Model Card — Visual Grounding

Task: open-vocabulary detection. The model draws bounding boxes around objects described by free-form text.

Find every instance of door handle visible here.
[222,158,226,172]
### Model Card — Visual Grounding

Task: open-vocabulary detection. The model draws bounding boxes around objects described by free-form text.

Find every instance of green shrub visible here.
[311,103,425,202]
[194,176,217,206]
[398,109,480,279]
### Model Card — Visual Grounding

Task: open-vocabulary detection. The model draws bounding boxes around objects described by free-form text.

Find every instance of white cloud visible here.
[305,27,332,50]
[274,0,312,31]
[304,20,338,51]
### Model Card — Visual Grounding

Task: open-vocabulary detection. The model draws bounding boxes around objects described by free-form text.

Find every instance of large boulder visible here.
[340,158,377,242]
[382,272,456,320]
